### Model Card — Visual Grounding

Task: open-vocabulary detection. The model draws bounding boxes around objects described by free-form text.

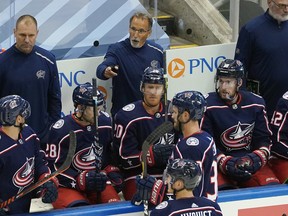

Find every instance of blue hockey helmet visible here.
[0,95,31,126]
[172,90,207,120]
[216,59,244,79]
[140,65,165,89]
[164,158,202,190]
[72,82,104,107]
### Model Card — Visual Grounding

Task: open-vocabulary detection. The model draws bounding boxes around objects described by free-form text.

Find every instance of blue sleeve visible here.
[96,44,118,80]
[48,57,62,126]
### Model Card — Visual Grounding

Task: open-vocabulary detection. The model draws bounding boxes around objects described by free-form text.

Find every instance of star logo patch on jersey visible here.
[122,104,135,112]
[186,137,199,146]
[155,201,168,209]
[13,157,35,193]
[221,121,254,151]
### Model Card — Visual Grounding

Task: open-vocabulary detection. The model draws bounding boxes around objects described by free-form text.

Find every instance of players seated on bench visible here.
[0,95,58,214]
[45,83,122,208]
[269,91,288,183]
[200,59,279,189]
[112,64,177,200]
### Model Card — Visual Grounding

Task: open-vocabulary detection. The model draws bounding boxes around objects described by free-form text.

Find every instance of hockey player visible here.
[269,91,288,183]
[150,158,222,216]
[0,95,58,214]
[113,65,176,200]
[45,83,122,209]
[200,59,279,189]
[132,91,218,207]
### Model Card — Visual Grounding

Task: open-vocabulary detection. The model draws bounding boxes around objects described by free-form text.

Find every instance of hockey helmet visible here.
[216,59,244,79]
[0,95,31,126]
[140,65,165,90]
[164,158,202,190]
[172,91,207,120]
[72,82,104,107]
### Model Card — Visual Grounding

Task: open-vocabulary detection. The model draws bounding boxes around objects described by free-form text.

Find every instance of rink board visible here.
[20,184,288,216]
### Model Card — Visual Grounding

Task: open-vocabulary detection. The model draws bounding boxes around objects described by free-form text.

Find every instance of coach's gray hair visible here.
[129,12,153,30]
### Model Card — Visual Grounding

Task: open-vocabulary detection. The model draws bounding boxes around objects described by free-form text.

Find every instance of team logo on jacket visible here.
[13,157,35,192]
[186,137,199,146]
[221,122,254,151]
[36,70,45,79]
[155,201,168,209]
[73,144,103,171]
[122,104,135,111]
[53,119,64,129]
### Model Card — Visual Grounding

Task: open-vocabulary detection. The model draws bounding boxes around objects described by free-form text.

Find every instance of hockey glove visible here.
[147,144,174,167]
[218,154,251,181]
[103,165,124,193]
[134,175,166,205]
[236,150,268,174]
[37,174,59,203]
[77,170,108,192]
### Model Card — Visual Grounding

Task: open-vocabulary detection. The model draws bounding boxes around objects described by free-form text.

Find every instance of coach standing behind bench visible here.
[96,12,163,117]
[0,14,62,148]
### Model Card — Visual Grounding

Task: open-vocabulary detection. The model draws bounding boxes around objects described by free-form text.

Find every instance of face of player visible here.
[171,105,181,131]
[268,0,288,21]
[14,19,38,54]
[216,77,239,102]
[129,17,151,48]
[81,105,103,125]
[142,83,164,106]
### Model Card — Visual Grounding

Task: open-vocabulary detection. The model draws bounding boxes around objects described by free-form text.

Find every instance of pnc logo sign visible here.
[168,58,185,78]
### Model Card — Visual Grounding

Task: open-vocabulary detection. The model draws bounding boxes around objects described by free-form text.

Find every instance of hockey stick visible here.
[0,130,77,209]
[141,121,173,216]
[163,50,170,145]
[92,78,102,203]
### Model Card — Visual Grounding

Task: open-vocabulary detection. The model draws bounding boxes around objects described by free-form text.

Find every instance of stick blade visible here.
[141,121,173,163]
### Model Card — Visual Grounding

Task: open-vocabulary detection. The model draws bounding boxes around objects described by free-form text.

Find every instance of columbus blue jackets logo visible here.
[36,70,45,79]
[73,144,103,171]
[221,122,254,151]
[122,104,135,111]
[13,157,35,192]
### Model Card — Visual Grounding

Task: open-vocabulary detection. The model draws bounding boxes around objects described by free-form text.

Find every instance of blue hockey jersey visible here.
[113,100,177,179]
[46,112,113,188]
[172,130,218,201]
[270,91,288,159]
[201,91,272,157]
[151,197,222,216]
[0,126,50,214]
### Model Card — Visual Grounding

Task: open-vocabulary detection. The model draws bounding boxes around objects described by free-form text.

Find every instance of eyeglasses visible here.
[271,0,288,10]
[129,26,150,34]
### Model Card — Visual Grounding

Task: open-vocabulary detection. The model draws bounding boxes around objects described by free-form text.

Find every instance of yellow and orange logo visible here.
[168,58,185,78]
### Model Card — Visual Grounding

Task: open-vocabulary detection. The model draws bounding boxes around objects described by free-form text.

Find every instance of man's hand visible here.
[37,174,59,203]
[131,175,166,206]
[104,66,118,78]
[147,144,174,167]
[218,154,252,181]
[76,170,108,192]
[103,165,124,193]
[236,150,268,174]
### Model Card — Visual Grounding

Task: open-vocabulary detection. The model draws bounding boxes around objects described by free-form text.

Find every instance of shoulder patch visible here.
[101,111,110,117]
[186,137,199,146]
[283,92,288,100]
[53,119,64,129]
[155,201,168,210]
[122,104,135,111]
